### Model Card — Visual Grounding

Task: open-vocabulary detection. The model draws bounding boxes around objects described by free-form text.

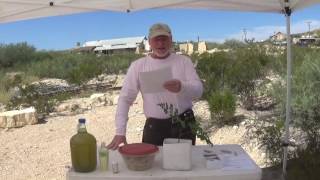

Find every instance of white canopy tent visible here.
[1,0,320,176]
[1,0,319,23]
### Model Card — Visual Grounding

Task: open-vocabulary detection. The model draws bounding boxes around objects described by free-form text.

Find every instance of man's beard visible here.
[153,49,170,58]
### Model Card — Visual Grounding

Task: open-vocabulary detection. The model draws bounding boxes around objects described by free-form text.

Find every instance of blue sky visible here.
[0,4,320,51]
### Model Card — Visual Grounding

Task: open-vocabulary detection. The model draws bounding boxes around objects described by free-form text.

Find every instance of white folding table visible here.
[67,144,261,180]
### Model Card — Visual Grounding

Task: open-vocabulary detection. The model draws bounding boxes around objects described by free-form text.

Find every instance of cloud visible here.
[205,19,320,43]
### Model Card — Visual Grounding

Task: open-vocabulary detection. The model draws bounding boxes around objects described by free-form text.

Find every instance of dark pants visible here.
[142,109,196,146]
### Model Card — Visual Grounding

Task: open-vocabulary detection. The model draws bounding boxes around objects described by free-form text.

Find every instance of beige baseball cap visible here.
[148,23,172,39]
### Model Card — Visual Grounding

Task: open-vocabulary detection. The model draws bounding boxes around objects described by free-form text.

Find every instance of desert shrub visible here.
[0,71,40,104]
[0,89,12,105]
[271,47,320,136]
[223,39,247,49]
[0,73,19,91]
[196,43,272,125]
[227,45,271,108]
[23,52,140,84]
[101,53,141,74]
[0,42,141,110]
[1,47,140,112]
[7,84,72,116]
[196,51,232,99]
[0,72,23,103]
[205,42,224,50]
[197,44,271,98]
[272,45,317,76]
[207,89,236,126]
[0,42,36,68]
[291,51,320,132]
[250,47,320,168]
[287,137,320,180]
[25,53,96,81]
[248,117,285,165]
[0,74,14,104]
[66,57,106,85]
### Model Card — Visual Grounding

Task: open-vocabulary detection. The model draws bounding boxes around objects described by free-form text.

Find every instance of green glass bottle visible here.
[70,118,97,172]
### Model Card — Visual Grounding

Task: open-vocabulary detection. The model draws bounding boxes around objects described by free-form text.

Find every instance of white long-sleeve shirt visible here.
[115,53,203,135]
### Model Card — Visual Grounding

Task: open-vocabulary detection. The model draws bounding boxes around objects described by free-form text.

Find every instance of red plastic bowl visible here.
[119,143,158,155]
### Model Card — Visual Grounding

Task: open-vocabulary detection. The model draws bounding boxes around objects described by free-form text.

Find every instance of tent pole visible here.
[283,4,292,177]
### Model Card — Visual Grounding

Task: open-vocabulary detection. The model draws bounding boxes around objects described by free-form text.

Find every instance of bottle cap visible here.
[79,118,86,123]
[101,142,106,148]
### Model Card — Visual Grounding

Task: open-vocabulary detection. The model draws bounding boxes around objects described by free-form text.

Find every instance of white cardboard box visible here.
[162,138,192,170]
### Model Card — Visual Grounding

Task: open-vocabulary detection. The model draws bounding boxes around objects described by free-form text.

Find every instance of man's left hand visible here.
[163,79,181,93]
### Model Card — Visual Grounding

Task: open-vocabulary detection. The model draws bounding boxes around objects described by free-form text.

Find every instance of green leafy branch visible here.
[158,102,213,145]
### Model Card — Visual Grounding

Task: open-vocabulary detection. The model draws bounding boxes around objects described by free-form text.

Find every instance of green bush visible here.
[0,78,14,104]
[271,47,320,136]
[22,52,140,84]
[251,47,320,167]
[223,39,247,49]
[291,51,320,133]
[227,45,271,108]
[0,43,141,111]
[272,45,317,76]
[0,72,22,104]
[0,42,36,68]
[7,84,72,115]
[207,89,236,126]
[196,51,232,98]
[287,138,320,180]
[249,118,284,165]
[196,43,272,123]
[0,71,40,104]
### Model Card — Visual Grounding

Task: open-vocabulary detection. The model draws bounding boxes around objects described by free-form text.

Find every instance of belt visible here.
[147,109,194,124]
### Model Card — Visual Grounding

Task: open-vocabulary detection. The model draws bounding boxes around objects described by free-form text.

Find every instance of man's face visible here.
[149,35,172,58]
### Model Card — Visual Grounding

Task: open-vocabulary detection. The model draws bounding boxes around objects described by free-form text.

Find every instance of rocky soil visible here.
[0,92,268,180]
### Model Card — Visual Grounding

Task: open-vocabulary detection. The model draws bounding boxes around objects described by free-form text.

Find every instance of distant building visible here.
[72,46,96,53]
[207,48,230,54]
[269,32,287,46]
[197,41,207,54]
[270,32,286,41]
[179,43,194,55]
[297,37,320,46]
[73,36,150,55]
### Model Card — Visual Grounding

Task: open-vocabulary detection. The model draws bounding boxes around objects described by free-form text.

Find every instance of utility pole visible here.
[242,28,247,42]
[306,21,312,38]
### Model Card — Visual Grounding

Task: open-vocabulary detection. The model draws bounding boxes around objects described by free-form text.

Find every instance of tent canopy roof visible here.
[1,0,320,23]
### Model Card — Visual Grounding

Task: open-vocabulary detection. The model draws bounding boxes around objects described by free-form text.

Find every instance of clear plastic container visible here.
[118,143,158,171]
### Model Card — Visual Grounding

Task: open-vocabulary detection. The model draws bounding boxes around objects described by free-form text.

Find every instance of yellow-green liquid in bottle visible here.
[99,142,109,171]
[70,118,97,172]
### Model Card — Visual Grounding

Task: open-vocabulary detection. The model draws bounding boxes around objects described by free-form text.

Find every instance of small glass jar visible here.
[99,142,109,171]
[111,161,119,174]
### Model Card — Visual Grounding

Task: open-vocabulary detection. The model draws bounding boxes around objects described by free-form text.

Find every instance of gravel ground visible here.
[0,96,266,180]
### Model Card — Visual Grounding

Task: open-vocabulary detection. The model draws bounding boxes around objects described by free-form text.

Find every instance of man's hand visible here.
[163,79,181,93]
[107,135,127,150]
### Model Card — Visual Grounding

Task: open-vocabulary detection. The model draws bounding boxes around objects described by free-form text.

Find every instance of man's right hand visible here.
[107,135,127,150]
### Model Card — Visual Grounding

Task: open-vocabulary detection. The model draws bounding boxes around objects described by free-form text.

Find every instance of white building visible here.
[80,36,150,54]
[270,32,286,41]
[179,43,194,55]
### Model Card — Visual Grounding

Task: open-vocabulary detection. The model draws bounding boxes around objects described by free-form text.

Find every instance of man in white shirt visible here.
[107,23,203,150]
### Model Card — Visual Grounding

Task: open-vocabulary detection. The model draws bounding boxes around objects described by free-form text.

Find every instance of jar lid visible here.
[119,143,158,155]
